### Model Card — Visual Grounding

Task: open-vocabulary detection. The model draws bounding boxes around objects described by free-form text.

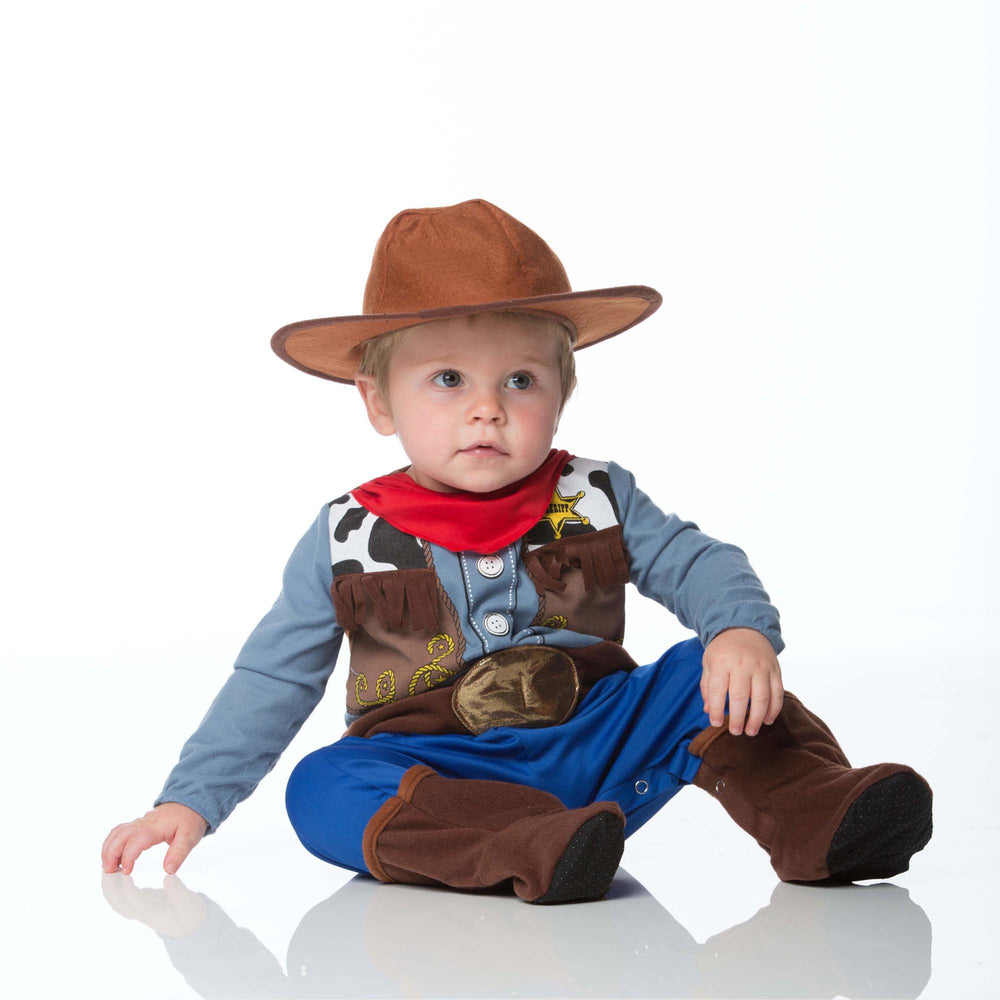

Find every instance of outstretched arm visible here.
[101,502,343,873]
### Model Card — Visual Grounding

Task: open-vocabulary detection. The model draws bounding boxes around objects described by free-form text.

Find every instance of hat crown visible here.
[363,199,572,315]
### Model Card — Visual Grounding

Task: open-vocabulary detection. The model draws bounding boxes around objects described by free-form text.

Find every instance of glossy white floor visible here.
[9,609,997,999]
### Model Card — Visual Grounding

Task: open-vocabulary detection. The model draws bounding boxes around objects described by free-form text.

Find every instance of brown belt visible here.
[451,645,579,735]
[345,640,637,739]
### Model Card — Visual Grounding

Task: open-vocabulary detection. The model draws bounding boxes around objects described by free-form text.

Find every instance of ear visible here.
[355,374,396,436]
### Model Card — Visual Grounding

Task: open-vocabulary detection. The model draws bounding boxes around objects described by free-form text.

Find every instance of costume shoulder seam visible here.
[326,491,358,509]
[559,455,609,474]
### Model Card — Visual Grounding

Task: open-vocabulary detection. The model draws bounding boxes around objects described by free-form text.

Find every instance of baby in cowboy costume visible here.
[102,199,933,903]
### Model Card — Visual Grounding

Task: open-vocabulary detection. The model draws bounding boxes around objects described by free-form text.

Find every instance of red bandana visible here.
[352,449,572,554]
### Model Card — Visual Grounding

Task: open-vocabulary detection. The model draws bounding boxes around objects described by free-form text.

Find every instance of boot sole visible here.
[530,812,625,904]
[825,771,933,882]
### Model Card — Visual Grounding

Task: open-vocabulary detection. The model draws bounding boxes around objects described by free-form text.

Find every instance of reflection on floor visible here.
[102,867,931,998]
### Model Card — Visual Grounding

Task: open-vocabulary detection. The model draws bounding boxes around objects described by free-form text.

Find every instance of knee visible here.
[680,637,707,682]
[284,749,363,871]
[653,636,707,701]
[681,636,706,657]
[657,636,705,672]
[285,747,336,833]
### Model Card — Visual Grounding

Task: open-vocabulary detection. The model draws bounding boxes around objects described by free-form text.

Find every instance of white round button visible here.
[476,554,504,578]
[483,613,510,636]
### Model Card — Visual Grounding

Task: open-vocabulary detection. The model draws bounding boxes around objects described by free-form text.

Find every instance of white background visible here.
[1,1,997,997]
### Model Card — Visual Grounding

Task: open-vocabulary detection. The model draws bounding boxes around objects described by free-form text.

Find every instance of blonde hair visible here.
[356,310,577,409]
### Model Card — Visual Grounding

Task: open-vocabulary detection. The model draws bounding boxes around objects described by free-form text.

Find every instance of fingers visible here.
[701,664,783,737]
[705,669,729,728]
[727,674,751,735]
[702,629,784,737]
[102,823,131,871]
[764,670,784,725]
[744,672,771,736]
[103,822,156,874]
[120,826,168,876]
[102,823,138,873]
[163,823,204,875]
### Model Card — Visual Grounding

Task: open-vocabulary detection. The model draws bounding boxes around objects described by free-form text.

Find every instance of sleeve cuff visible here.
[702,621,785,656]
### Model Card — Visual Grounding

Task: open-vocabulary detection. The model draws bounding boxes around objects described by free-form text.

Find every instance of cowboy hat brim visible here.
[270,284,661,384]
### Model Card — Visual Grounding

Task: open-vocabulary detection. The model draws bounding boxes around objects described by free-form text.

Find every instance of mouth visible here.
[460,442,508,456]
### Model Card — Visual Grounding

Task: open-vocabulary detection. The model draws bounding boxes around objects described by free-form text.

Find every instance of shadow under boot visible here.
[362,765,626,904]
[689,692,933,883]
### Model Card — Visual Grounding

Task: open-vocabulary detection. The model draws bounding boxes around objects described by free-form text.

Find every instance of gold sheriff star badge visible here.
[542,488,590,540]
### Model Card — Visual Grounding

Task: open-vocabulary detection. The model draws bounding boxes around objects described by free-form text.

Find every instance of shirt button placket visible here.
[483,612,510,636]
[476,554,504,579]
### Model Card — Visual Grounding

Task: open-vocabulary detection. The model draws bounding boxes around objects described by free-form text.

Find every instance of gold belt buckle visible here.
[451,645,580,735]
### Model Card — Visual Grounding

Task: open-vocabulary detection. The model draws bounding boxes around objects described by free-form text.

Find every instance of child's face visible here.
[356,316,564,494]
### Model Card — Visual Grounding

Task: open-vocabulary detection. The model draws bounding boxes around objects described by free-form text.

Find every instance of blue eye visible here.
[432,370,462,388]
[506,372,534,390]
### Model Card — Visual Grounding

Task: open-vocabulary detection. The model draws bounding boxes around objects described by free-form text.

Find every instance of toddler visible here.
[102,199,932,903]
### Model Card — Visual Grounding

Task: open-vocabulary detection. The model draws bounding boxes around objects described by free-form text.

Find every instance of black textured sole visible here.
[825,771,933,882]
[531,812,625,905]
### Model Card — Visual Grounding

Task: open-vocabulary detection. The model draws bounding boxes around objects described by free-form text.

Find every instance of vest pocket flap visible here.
[332,568,440,632]
[523,525,631,594]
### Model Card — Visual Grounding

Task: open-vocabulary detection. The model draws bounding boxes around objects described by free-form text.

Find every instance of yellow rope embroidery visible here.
[542,615,568,629]
[355,670,396,707]
[409,633,457,696]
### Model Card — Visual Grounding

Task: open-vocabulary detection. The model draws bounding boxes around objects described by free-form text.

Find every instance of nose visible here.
[466,387,505,424]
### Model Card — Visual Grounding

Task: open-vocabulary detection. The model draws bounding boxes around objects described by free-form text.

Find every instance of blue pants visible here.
[286,636,711,875]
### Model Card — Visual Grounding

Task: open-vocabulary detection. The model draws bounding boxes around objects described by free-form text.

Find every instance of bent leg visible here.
[286,736,627,903]
[365,764,625,903]
[286,637,711,897]
[690,691,934,881]
[286,739,429,873]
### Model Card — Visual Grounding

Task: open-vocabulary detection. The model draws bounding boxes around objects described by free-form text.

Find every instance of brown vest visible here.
[328,460,638,737]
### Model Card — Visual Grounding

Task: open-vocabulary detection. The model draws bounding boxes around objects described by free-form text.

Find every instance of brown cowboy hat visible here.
[271,198,662,384]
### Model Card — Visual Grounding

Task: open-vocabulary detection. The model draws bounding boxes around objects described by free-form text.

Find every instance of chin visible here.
[451,471,521,494]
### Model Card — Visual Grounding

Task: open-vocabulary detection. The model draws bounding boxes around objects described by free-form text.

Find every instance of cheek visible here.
[395,397,439,429]
[522,397,561,426]
[398,408,452,452]
[515,404,560,443]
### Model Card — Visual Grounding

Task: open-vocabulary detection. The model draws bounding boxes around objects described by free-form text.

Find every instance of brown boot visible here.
[689,692,933,882]
[362,765,626,903]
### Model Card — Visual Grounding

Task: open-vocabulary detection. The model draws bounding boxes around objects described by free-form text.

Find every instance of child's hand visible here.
[701,627,783,736]
[102,802,208,875]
